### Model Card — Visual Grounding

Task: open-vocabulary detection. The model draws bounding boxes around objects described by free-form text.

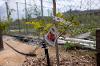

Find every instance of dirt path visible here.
[0,43,25,66]
[0,36,38,66]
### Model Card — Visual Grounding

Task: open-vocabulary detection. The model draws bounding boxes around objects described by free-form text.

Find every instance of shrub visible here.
[64,42,77,50]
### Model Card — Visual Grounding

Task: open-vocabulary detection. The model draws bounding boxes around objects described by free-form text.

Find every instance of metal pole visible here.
[5,2,10,34]
[48,9,50,16]
[40,0,43,17]
[5,2,9,21]
[0,13,1,22]
[40,1,50,65]
[45,48,50,66]
[53,0,56,16]
[53,0,60,66]
[25,0,28,21]
[16,2,21,33]
[25,0,28,34]
[41,40,51,66]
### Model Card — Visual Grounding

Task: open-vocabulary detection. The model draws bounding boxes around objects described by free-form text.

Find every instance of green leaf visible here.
[56,12,64,18]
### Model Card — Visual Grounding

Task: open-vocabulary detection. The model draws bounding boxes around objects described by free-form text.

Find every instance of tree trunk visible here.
[0,30,4,51]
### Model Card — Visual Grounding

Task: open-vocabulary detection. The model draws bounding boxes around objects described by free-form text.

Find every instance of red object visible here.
[47,32,56,42]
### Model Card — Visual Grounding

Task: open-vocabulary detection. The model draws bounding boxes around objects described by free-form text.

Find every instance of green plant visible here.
[26,12,80,38]
[26,19,53,36]
[64,42,76,50]
[0,22,9,31]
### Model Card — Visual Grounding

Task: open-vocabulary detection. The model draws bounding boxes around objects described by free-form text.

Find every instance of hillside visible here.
[63,9,100,25]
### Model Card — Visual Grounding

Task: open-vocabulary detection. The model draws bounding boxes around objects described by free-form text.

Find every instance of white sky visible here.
[0,0,100,20]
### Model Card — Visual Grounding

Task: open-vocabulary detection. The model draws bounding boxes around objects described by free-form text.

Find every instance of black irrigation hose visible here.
[4,42,36,57]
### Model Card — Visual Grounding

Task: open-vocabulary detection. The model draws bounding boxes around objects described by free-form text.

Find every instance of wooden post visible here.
[0,8,3,51]
[53,0,60,66]
[96,29,100,66]
[0,30,4,51]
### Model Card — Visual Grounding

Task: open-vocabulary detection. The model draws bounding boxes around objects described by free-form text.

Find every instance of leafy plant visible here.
[26,12,80,38]
[26,19,53,36]
[64,42,77,50]
[0,22,9,31]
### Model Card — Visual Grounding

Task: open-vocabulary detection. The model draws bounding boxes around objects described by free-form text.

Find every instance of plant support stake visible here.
[53,0,60,66]
[41,40,51,66]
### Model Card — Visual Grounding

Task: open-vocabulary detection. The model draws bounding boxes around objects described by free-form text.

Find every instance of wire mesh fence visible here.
[0,0,100,36]
[0,0,99,66]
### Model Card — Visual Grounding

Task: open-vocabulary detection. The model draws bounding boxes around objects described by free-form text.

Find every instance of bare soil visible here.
[23,46,96,66]
[0,36,96,66]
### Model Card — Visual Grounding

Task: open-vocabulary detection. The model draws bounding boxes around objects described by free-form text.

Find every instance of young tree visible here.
[26,13,79,37]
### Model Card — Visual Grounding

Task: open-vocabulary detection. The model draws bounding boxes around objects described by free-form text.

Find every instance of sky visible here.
[0,0,100,20]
